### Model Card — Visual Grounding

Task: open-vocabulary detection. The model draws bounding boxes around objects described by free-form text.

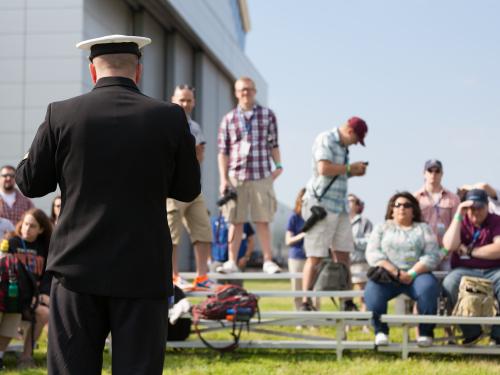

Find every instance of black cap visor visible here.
[89,42,141,61]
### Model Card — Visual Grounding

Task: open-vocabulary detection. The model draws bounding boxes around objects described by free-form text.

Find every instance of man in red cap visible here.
[300,117,368,311]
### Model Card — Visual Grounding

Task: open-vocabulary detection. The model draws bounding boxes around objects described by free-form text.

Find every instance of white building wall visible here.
[138,11,166,100]
[0,1,84,212]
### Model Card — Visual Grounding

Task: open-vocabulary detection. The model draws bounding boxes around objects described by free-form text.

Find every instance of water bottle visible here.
[7,279,19,313]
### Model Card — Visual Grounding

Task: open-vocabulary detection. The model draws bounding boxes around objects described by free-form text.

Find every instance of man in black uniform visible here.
[15,35,200,375]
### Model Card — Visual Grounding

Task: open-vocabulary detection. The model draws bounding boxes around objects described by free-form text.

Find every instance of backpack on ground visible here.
[313,258,351,291]
[192,284,259,352]
[452,276,498,317]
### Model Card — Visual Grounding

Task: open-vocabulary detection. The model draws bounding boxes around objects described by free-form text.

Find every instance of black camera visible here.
[216,188,237,207]
[301,205,327,232]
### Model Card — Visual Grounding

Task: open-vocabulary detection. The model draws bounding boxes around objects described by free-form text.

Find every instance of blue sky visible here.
[245,0,500,222]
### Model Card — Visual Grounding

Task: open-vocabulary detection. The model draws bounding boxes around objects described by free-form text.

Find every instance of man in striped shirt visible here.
[217,77,282,274]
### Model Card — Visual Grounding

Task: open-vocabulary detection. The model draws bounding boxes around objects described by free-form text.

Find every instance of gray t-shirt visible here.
[188,118,206,146]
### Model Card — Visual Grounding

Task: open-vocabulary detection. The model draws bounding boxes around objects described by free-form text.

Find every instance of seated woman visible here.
[364,192,441,347]
[7,209,52,369]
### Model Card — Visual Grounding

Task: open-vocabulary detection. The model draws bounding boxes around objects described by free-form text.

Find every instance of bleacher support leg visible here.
[336,319,344,360]
[402,323,409,360]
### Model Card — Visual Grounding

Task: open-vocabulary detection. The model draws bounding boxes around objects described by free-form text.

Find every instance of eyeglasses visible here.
[236,87,255,93]
[426,169,441,174]
[0,174,14,178]
[393,202,413,209]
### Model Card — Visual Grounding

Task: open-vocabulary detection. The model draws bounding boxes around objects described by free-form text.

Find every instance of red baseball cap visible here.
[347,116,368,146]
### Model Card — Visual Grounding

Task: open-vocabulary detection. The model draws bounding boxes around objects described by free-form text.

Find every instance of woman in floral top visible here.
[364,192,441,348]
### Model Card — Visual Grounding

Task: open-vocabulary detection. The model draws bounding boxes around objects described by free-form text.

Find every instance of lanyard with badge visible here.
[431,193,446,236]
[20,238,37,274]
[238,109,252,158]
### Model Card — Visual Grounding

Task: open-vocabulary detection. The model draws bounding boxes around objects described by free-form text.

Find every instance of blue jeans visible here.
[442,267,500,340]
[364,273,439,336]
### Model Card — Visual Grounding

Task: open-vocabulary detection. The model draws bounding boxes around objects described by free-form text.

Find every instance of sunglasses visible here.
[393,202,413,209]
[0,174,14,178]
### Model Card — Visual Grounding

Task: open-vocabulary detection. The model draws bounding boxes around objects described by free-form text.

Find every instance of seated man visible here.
[210,215,255,272]
[458,182,500,215]
[442,189,500,345]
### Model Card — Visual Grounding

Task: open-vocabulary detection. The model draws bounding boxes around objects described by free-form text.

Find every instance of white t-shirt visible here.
[0,191,16,208]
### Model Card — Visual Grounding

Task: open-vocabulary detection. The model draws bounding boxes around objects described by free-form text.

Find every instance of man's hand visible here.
[457,200,474,215]
[219,179,232,196]
[195,144,205,163]
[350,162,367,177]
[271,168,283,180]
[457,244,469,256]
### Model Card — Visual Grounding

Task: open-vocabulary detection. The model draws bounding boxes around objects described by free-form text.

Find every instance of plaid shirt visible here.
[218,104,279,181]
[0,188,34,225]
[305,128,349,213]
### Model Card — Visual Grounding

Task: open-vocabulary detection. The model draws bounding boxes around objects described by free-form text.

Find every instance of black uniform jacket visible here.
[15,76,200,299]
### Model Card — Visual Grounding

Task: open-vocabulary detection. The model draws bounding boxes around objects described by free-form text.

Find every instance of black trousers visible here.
[48,278,168,375]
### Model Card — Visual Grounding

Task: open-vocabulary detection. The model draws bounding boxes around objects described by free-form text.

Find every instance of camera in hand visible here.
[216,188,237,207]
[301,205,327,232]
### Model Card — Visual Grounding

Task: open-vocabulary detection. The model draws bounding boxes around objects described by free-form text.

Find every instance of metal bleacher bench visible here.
[380,315,500,359]
[168,272,373,359]
[170,270,500,359]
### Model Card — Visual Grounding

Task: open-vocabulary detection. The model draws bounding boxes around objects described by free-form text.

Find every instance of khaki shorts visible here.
[167,193,212,245]
[302,198,354,258]
[0,312,22,338]
[223,176,277,224]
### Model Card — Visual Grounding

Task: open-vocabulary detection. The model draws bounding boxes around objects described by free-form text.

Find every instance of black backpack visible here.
[167,286,191,341]
[0,254,39,321]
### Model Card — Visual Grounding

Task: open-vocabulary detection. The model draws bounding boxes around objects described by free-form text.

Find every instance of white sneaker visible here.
[417,336,433,347]
[216,260,240,274]
[263,260,281,274]
[375,332,389,346]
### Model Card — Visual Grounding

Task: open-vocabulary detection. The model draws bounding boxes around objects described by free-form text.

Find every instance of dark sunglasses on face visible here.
[394,202,413,209]
[0,174,14,178]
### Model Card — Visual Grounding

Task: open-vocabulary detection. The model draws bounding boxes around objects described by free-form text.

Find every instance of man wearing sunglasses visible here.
[442,189,500,346]
[414,159,460,270]
[0,165,34,225]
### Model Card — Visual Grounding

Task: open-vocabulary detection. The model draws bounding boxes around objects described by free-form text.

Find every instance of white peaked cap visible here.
[76,34,151,50]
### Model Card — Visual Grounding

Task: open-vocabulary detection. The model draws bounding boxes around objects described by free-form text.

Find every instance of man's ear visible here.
[89,63,97,84]
[135,64,143,84]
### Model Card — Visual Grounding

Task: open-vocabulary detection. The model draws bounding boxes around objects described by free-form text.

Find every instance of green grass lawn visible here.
[4,280,500,374]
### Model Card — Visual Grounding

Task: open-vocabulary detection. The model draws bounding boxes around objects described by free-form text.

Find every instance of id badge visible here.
[240,140,251,157]
[436,222,446,236]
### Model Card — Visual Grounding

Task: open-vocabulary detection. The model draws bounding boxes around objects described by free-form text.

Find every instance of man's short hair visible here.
[0,165,15,173]
[93,53,139,71]
[234,76,255,89]
[172,84,195,96]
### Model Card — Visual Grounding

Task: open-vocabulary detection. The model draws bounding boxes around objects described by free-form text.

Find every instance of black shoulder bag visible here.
[301,149,349,233]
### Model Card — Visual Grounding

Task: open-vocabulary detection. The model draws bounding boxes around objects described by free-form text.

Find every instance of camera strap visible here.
[312,148,349,203]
